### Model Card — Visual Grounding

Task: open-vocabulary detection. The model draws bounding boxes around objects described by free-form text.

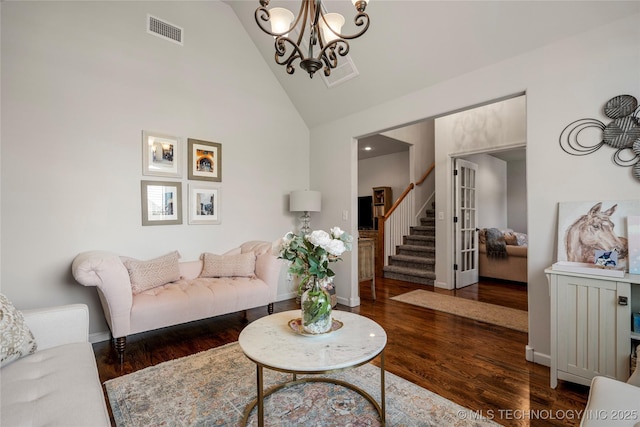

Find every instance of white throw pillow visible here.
[0,293,37,367]
[200,252,256,278]
[123,251,181,294]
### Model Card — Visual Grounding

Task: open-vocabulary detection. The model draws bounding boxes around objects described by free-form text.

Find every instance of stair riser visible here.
[389,259,435,269]
[383,271,435,286]
[404,236,435,246]
[410,227,435,236]
[397,248,436,257]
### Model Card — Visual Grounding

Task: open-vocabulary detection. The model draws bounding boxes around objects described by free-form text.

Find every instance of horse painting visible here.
[564,202,628,264]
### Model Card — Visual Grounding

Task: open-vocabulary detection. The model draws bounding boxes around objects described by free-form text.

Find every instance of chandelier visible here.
[255,0,371,78]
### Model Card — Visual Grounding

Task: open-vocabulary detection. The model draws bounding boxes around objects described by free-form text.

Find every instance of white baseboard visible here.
[340,295,360,307]
[276,292,297,302]
[525,345,550,367]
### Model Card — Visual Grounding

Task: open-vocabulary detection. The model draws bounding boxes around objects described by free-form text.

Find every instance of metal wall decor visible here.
[559,94,640,181]
[255,0,370,78]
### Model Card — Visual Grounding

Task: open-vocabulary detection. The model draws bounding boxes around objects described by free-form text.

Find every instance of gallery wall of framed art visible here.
[140,130,222,226]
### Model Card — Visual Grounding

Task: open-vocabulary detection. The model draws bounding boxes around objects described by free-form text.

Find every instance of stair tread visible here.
[390,254,435,263]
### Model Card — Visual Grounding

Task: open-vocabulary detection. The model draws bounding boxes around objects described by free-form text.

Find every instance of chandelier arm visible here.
[318,11,370,41]
[319,40,349,62]
[295,1,310,48]
[273,37,305,74]
[318,40,350,76]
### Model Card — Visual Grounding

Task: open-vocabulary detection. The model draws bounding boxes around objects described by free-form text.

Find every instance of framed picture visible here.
[188,184,221,225]
[188,138,222,182]
[141,180,182,226]
[557,200,640,270]
[142,131,182,177]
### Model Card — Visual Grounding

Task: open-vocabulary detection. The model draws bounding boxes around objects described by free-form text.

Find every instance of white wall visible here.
[310,14,640,364]
[382,120,436,212]
[507,159,527,233]
[1,1,309,337]
[358,151,410,203]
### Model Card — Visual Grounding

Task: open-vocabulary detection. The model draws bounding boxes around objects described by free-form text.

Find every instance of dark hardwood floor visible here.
[93,277,589,426]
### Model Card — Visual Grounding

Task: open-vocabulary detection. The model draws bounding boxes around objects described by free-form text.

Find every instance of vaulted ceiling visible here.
[224,1,639,129]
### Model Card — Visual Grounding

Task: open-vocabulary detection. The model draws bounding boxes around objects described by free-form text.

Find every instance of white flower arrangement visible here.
[277,227,353,294]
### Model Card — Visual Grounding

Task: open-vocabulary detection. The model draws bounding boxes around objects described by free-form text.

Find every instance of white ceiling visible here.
[224,1,639,129]
[358,134,410,160]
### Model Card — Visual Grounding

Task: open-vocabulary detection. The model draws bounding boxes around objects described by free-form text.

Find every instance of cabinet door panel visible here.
[558,275,617,380]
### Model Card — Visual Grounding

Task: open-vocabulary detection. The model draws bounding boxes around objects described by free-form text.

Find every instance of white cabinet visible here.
[546,268,639,388]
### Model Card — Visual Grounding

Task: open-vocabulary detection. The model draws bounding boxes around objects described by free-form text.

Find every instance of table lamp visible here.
[289,190,321,235]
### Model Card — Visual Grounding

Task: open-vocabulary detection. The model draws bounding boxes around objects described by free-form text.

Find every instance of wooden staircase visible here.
[382,207,436,285]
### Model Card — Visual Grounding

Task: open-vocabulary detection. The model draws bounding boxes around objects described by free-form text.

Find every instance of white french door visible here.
[454,158,479,289]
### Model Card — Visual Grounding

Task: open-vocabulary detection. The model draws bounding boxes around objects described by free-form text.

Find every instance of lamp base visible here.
[300,211,312,235]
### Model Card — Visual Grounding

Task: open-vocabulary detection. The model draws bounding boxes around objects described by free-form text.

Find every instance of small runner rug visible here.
[105,341,498,427]
[391,290,528,333]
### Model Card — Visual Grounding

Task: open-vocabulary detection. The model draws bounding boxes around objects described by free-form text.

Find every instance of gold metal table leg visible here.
[381,350,386,426]
[242,350,386,426]
[257,365,264,427]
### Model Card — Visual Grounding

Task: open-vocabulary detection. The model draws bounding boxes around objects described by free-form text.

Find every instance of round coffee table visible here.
[238,309,387,426]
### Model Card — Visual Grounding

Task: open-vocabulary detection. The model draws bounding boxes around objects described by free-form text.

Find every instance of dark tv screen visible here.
[358,196,374,229]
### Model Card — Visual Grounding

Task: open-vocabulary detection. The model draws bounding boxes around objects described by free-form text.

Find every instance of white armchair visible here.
[1,304,110,427]
[580,356,640,427]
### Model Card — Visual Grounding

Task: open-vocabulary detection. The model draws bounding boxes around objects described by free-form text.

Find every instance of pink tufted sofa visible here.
[72,241,282,359]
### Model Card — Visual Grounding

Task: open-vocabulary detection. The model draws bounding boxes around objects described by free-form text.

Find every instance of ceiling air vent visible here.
[147,15,183,45]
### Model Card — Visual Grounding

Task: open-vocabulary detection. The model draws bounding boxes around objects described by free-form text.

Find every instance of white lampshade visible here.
[290,190,321,212]
[320,13,344,43]
[269,7,294,36]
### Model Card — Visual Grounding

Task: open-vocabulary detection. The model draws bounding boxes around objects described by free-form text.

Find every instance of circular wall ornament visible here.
[603,116,640,149]
[604,95,638,119]
[560,94,640,182]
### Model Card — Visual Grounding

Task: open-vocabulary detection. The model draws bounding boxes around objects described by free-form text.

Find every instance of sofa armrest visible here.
[72,251,133,337]
[22,304,89,351]
[505,245,527,257]
[240,240,283,302]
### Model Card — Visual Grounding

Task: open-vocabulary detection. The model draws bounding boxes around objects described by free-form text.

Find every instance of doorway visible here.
[356,94,527,309]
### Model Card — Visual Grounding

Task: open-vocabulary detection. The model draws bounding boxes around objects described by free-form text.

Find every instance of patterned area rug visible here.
[391,290,528,333]
[105,342,499,426]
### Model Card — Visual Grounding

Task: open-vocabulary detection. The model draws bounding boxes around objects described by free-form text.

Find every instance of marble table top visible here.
[238,310,387,372]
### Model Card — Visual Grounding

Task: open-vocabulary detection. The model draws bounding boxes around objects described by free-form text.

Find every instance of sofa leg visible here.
[114,336,126,362]
[267,302,274,315]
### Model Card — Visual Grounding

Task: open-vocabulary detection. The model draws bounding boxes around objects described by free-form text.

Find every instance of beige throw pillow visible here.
[200,252,256,278]
[1,293,37,367]
[123,251,181,294]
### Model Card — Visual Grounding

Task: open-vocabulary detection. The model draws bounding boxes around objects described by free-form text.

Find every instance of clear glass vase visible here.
[300,277,332,334]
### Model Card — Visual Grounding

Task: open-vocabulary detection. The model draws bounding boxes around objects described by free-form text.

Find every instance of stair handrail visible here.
[416,162,435,186]
[376,162,436,276]
[382,162,435,221]
[382,183,414,221]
